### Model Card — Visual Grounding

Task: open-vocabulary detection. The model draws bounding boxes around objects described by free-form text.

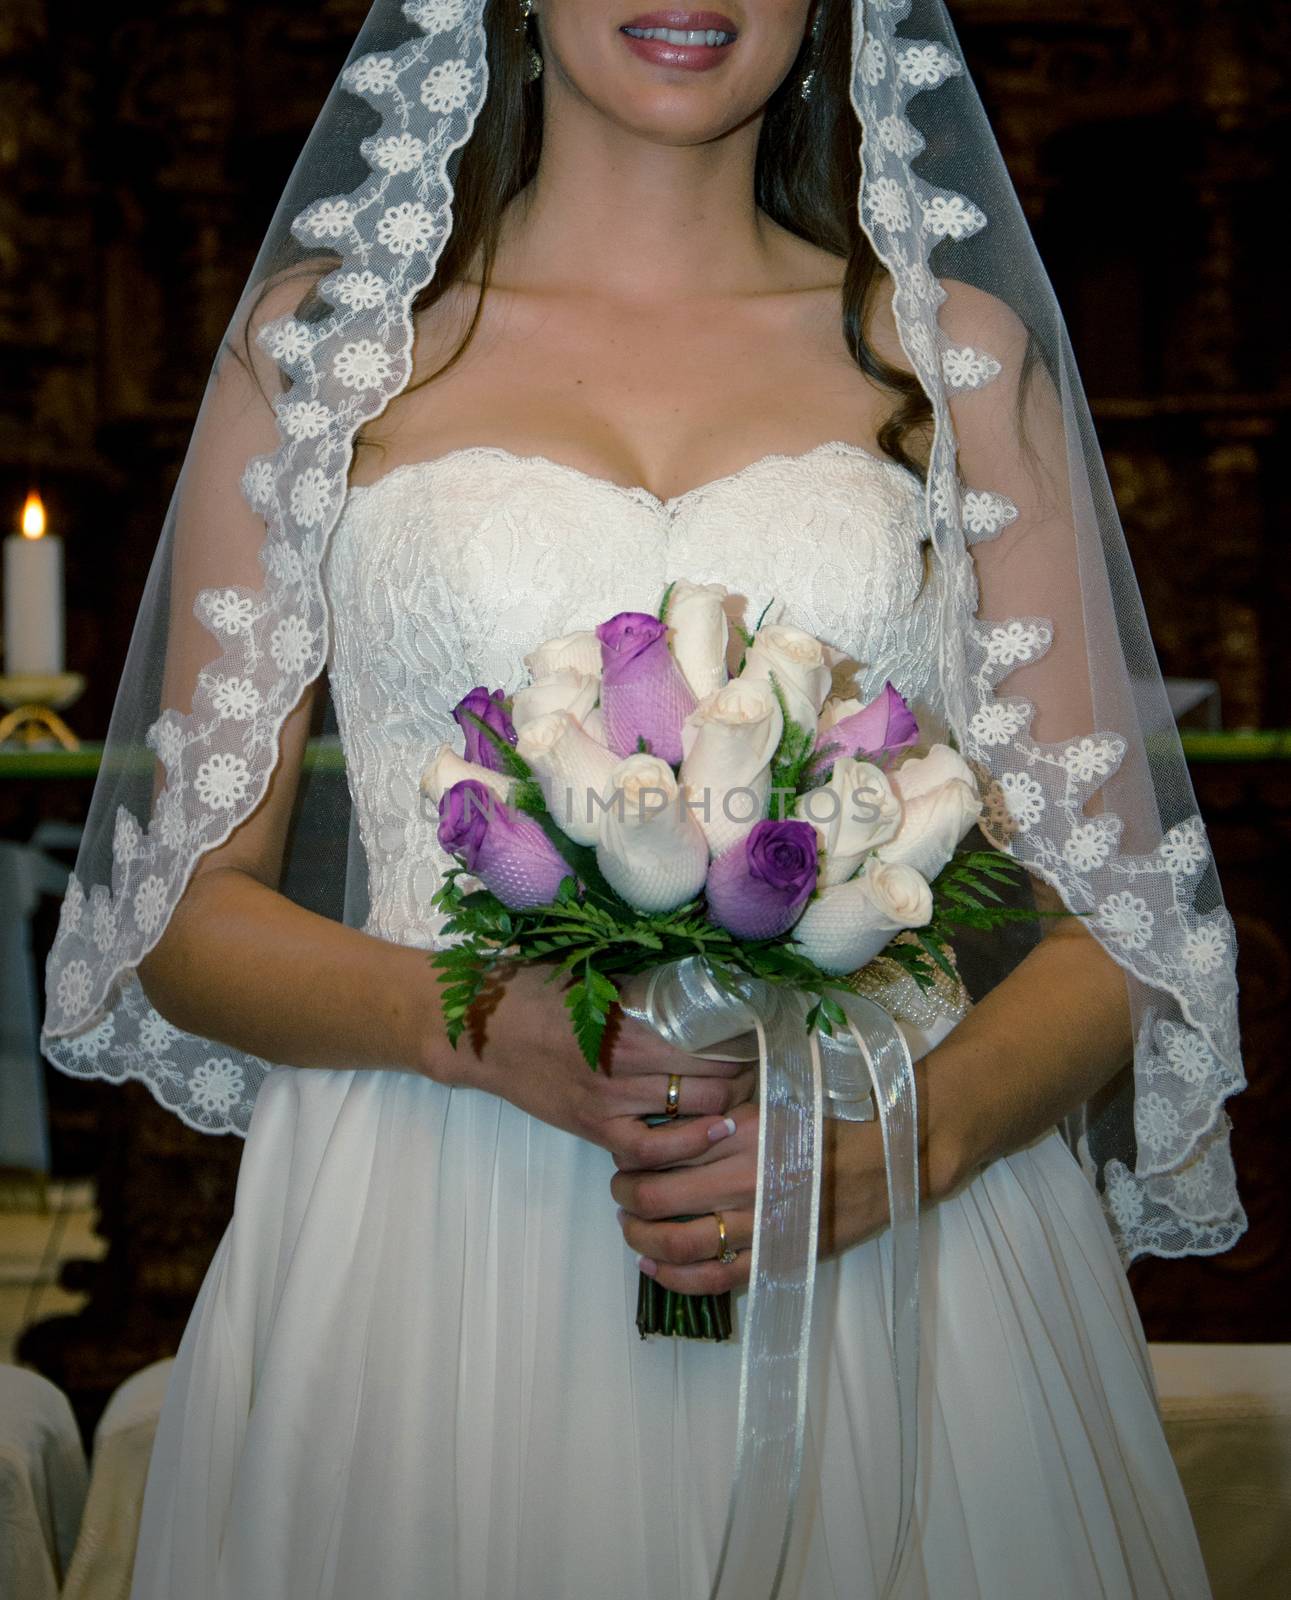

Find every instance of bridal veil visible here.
[40,0,1246,1268]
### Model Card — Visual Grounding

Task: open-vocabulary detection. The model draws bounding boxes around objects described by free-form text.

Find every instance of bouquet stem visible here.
[636,1273,732,1340]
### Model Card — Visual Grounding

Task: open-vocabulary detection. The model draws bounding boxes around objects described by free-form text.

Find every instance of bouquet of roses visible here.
[421,579,1030,1338]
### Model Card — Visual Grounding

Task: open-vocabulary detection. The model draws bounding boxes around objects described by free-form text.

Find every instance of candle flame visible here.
[20,492,47,541]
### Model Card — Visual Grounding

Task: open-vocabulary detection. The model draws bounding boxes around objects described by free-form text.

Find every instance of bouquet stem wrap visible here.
[620,956,920,1600]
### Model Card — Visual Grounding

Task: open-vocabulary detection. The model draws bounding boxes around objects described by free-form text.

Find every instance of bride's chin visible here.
[550,77,770,147]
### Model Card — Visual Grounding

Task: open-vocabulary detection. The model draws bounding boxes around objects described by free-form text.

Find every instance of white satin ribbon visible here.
[621,956,920,1600]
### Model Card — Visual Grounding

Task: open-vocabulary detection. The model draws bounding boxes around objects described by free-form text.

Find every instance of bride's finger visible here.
[613,1071,747,1122]
[617,1206,753,1269]
[647,1251,753,1295]
[610,1098,757,1172]
[610,1150,751,1220]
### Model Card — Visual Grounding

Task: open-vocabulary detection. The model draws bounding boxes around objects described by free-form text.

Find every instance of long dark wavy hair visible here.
[393,0,932,478]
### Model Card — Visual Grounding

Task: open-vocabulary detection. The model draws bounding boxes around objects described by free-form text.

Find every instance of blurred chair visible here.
[60,1357,174,1600]
[0,1363,87,1600]
[1151,1342,1291,1600]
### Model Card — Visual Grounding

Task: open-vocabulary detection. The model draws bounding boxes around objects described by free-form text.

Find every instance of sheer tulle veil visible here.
[40,0,1246,1267]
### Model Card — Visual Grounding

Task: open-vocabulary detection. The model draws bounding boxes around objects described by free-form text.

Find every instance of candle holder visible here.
[0,672,87,751]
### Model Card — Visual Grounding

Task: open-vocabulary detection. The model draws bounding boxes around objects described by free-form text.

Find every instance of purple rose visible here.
[436,780,571,910]
[595,611,697,766]
[452,687,517,773]
[705,819,819,941]
[811,682,918,775]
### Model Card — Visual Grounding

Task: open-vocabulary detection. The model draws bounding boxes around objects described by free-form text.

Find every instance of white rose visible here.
[864,859,935,926]
[738,624,833,735]
[515,710,620,845]
[419,744,513,811]
[666,579,729,701]
[596,753,709,912]
[678,678,784,857]
[795,760,903,886]
[878,778,982,883]
[891,743,976,804]
[523,629,603,681]
[582,705,607,745]
[510,669,599,733]
[791,859,933,974]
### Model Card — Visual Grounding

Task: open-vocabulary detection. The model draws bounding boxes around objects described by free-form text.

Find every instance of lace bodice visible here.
[322,441,942,948]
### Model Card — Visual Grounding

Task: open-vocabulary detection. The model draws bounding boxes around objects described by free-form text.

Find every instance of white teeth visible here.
[623,25,734,47]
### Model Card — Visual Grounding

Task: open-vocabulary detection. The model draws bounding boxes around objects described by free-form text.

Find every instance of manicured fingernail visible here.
[637,1256,658,1277]
[708,1116,737,1142]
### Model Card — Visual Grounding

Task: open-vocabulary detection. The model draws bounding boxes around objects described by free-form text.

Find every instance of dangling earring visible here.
[799,6,823,100]
[519,0,543,82]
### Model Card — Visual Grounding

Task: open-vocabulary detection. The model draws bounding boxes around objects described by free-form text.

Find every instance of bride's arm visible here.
[913,884,1130,1190]
[137,695,748,1153]
[137,734,749,1154]
[136,682,446,1076]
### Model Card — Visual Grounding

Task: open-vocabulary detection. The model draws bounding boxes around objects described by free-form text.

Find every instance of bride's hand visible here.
[609,1059,951,1293]
[439,960,756,1159]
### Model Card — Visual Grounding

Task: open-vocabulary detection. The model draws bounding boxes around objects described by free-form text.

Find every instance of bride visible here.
[41,1,1245,1596]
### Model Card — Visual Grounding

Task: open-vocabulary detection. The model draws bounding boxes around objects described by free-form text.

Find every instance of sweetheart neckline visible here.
[344,439,920,514]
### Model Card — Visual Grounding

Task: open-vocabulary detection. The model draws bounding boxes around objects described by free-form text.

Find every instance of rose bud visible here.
[595,611,697,765]
[890,742,976,803]
[810,681,919,776]
[738,624,833,736]
[452,687,517,773]
[436,779,570,910]
[665,578,730,700]
[515,709,620,846]
[791,859,933,975]
[878,778,982,883]
[595,753,709,912]
[794,759,903,886]
[420,743,513,820]
[679,677,783,857]
[509,669,599,734]
[523,629,603,681]
[705,819,819,941]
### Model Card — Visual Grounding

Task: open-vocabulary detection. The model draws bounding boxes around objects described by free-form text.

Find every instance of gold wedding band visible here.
[665,1073,682,1119]
[714,1211,738,1265]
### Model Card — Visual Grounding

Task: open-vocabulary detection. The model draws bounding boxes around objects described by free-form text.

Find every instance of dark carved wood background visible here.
[1,0,1286,1437]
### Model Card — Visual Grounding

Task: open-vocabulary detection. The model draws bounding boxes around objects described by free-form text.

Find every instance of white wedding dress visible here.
[129,443,1212,1599]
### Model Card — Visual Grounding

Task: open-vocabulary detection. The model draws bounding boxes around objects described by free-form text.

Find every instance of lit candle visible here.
[3,492,64,677]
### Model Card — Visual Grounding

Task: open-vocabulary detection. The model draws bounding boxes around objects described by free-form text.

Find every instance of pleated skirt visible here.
[129,1064,1212,1599]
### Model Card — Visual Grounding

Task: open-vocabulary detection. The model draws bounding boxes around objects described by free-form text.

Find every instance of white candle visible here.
[3,493,64,677]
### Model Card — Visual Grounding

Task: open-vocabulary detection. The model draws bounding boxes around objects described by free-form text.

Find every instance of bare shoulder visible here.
[936,278,1030,360]
[863,273,1029,376]
[406,279,485,379]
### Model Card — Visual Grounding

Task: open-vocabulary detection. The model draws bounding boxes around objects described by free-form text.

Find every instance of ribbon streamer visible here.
[621,957,921,1599]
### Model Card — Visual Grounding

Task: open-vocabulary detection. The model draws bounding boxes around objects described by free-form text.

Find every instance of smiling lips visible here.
[620,10,739,71]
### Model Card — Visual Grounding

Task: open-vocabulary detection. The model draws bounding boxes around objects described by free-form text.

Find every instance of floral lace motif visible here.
[850,0,1245,1264]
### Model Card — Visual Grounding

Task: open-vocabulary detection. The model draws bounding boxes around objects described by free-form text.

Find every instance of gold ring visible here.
[665,1073,682,1119]
[714,1211,738,1265]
